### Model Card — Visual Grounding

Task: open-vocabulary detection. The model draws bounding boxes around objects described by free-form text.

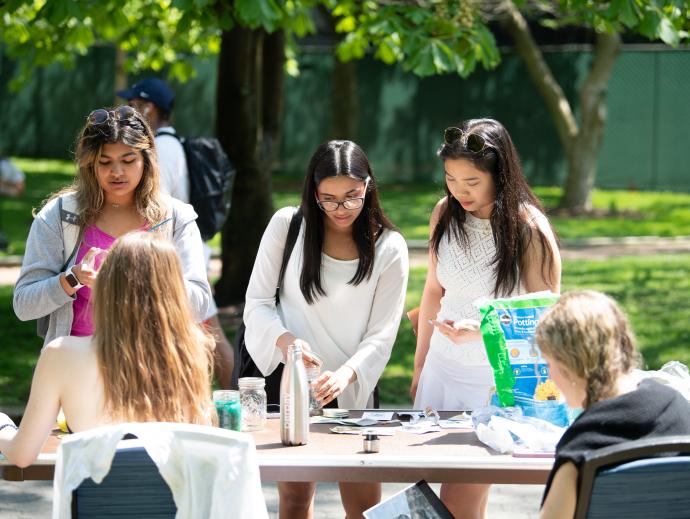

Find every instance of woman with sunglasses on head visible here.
[411,118,561,518]
[244,140,409,518]
[1,232,216,466]
[14,106,211,345]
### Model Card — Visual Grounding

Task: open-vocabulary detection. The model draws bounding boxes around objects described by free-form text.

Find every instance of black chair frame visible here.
[575,435,690,519]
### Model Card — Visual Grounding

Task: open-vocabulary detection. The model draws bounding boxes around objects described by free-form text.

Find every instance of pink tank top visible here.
[70,226,116,336]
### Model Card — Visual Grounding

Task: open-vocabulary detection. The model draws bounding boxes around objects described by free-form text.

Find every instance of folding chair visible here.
[575,436,690,519]
[54,423,268,519]
[72,440,176,518]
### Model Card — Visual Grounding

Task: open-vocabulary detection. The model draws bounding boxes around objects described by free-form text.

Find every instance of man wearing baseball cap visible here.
[118,78,236,390]
[117,78,188,202]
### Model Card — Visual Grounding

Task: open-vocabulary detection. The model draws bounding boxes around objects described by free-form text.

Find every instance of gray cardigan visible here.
[13,193,212,345]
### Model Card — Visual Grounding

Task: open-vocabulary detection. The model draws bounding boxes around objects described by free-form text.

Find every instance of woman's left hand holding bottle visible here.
[61,247,106,295]
[74,247,106,288]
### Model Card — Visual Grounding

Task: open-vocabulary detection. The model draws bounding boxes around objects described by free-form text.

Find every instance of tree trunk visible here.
[261,29,286,173]
[331,58,358,139]
[214,26,275,305]
[561,32,621,212]
[500,1,620,212]
[325,6,359,141]
[113,46,127,104]
[500,1,577,154]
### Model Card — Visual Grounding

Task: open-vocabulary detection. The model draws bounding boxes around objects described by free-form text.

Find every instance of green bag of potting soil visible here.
[477,292,559,409]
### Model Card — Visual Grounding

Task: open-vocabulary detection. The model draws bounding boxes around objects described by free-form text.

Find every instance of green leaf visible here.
[234,0,282,31]
[336,31,369,61]
[335,15,356,33]
[473,24,500,68]
[638,8,662,39]
[617,0,640,29]
[658,16,680,46]
[374,38,400,65]
[407,44,437,77]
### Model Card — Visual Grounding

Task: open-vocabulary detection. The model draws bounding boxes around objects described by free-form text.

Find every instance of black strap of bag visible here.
[235,210,302,404]
[234,208,380,408]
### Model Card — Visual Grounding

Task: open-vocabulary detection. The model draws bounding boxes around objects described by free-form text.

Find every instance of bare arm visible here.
[410,200,445,401]
[0,342,63,467]
[541,462,578,519]
[522,213,562,294]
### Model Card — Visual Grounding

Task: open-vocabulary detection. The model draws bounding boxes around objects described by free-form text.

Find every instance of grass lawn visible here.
[378,255,690,405]
[2,158,690,256]
[3,255,689,407]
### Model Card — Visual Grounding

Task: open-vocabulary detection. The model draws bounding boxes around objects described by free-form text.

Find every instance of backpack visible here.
[157,131,236,241]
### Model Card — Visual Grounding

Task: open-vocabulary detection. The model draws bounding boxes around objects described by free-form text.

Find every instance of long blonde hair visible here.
[535,290,641,408]
[39,106,166,225]
[93,232,215,424]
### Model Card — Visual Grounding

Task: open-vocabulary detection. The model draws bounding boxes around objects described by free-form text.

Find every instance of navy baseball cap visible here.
[117,78,174,112]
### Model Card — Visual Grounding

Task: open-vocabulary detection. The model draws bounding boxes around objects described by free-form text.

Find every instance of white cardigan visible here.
[243,207,409,409]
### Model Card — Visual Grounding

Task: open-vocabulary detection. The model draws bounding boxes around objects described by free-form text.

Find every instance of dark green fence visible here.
[1,45,688,190]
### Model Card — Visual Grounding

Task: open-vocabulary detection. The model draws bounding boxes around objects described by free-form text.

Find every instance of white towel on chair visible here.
[52,422,268,519]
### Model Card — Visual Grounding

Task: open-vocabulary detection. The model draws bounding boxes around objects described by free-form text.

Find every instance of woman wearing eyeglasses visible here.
[13,106,210,345]
[411,118,561,518]
[244,140,409,518]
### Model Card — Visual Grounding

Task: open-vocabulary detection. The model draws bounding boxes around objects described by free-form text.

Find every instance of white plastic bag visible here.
[472,405,566,454]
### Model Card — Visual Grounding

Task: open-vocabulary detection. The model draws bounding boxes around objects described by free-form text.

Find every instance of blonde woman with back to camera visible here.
[0,232,216,466]
[537,290,690,519]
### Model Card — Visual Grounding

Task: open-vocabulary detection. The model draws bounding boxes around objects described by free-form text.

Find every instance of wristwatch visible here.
[64,265,84,290]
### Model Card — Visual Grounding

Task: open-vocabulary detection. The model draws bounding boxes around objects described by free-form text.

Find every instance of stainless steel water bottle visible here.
[280,343,310,446]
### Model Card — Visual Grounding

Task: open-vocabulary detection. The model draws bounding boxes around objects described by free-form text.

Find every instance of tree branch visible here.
[498,0,578,153]
[578,31,621,136]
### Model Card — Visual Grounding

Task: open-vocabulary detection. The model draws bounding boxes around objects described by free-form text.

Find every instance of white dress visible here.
[244,207,409,409]
[414,212,521,411]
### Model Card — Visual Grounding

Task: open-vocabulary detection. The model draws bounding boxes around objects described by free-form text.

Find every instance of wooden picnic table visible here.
[1,410,553,484]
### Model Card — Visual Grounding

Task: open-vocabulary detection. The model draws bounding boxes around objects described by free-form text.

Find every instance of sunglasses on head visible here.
[87,105,137,125]
[443,126,489,154]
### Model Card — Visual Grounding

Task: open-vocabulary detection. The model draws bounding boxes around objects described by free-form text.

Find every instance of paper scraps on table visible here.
[312,417,380,427]
[361,411,395,421]
[330,426,396,436]
[401,422,442,434]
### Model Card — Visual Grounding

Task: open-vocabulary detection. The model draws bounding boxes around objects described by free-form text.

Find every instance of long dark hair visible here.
[432,118,558,296]
[299,140,395,304]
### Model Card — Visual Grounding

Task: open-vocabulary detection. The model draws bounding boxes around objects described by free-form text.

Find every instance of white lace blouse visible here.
[432,211,532,365]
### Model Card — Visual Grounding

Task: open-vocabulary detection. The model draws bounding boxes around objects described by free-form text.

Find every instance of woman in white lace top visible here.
[411,118,561,518]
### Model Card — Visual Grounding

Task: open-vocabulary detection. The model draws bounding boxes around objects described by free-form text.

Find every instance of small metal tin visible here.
[363,433,380,453]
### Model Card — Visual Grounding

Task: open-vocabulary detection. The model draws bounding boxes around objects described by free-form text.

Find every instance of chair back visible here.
[575,436,690,519]
[72,442,176,518]
[55,422,268,519]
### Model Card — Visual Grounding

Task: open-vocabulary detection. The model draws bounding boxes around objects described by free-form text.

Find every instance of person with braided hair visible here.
[536,290,690,519]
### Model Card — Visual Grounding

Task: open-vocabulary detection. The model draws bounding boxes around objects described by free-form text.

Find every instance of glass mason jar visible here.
[238,377,267,431]
[306,365,323,416]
